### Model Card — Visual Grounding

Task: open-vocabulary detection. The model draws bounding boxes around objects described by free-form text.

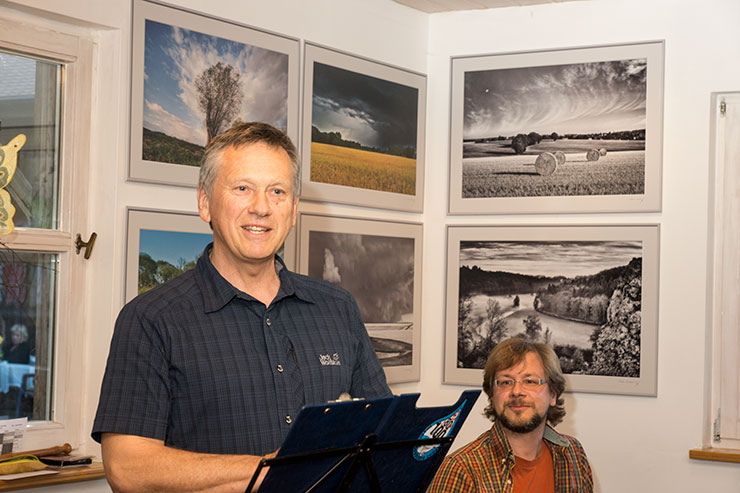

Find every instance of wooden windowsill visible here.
[689,448,740,464]
[0,462,105,491]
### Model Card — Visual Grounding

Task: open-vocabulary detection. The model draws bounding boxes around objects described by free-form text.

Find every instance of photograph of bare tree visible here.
[445,225,659,396]
[297,214,423,383]
[141,21,289,165]
[129,0,299,186]
[449,42,664,215]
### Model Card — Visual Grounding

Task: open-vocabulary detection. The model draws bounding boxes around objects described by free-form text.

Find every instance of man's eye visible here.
[524,379,538,385]
[237,186,247,191]
[498,379,513,387]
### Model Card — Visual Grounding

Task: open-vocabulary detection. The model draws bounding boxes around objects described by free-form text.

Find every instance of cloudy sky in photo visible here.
[460,240,642,278]
[463,59,647,139]
[307,231,414,323]
[143,20,289,146]
[312,62,418,150]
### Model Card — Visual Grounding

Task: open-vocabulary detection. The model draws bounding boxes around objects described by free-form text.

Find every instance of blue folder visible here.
[250,389,480,492]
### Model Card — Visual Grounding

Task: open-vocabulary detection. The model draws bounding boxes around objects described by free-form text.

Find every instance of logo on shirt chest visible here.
[319,353,341,366]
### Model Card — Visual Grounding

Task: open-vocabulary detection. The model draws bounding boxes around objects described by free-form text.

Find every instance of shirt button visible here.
[276,364,284,373]
[285,415,292,424]
[265,318,271,326]
[506,479,511,485]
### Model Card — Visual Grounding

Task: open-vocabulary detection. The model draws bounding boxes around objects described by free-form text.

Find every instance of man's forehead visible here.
[495,351,545,375]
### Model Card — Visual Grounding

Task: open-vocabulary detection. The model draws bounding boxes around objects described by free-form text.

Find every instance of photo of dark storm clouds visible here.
[307,230,415,367]
[312,62,418,151]
[464,59,647,139]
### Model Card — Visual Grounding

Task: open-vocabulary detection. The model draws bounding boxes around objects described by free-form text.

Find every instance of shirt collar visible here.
[195,243,313,312]
[491,418,570,452]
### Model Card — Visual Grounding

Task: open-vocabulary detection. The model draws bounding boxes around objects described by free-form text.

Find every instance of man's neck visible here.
[503,422,548,461]
[209,249,280,306]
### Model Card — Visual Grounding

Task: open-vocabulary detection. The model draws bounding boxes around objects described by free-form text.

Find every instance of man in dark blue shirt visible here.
[92,122,391,492]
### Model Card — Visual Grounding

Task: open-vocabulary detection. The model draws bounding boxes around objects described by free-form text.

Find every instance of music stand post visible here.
[247,390,480,493]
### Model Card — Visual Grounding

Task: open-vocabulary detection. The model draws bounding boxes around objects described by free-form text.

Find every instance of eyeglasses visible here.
[493,378,548,391]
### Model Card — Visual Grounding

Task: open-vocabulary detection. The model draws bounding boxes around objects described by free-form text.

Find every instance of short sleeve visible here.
[91,301,171,443]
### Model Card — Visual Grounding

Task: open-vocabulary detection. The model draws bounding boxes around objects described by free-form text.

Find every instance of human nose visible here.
[248,190,271,216]
[510,380,526,394]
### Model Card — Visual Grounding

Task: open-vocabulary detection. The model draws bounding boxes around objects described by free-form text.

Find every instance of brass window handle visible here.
[74,232,97,259]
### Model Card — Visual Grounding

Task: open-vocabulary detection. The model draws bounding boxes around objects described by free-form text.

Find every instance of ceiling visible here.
[391,0,585,13]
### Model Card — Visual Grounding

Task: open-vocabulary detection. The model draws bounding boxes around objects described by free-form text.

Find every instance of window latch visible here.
[75,232,97,259]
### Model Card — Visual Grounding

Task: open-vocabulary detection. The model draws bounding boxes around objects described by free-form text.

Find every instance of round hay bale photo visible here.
[534,152,558,176]
[586,149,600,161]
[553,151,566,165]
[599,147,607,156]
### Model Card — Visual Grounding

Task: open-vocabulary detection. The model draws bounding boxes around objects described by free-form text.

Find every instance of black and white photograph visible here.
[444,225,659,396]
[297,213,423,383]
[301,43,426,212]
[128,0,299,187]
[449,41,664,215]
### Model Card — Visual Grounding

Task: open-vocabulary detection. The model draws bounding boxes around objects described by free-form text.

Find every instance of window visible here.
[706,92,740,451]
[0,8,93,448]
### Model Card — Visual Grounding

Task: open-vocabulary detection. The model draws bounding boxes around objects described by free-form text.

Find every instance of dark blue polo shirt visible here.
[92,245,391,455]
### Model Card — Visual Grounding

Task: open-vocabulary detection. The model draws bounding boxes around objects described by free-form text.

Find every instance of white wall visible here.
[423,0,740,491]
[4,0,740,491]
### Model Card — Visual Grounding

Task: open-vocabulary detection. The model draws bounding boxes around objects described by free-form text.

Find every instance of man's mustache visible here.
[506,398,533,407]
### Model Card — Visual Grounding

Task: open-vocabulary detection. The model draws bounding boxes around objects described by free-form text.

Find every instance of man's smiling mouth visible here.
[243,226,269,233]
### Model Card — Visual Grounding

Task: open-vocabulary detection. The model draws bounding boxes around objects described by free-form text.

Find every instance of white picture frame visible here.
[301,43,426,212]
[124,208,212,303]
[449,41,664,215]
[296,213,423,383]
[445,224,660,396]
[129,0,299,187]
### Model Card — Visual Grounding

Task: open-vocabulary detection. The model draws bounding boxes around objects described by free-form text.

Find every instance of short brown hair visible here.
[482,337,567,426]
[198,122,300,198]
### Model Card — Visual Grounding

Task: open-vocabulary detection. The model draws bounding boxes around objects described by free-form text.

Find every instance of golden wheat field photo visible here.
[310,142,416,195]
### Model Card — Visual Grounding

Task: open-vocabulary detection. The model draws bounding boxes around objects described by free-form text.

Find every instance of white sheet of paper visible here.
[0,418,27,454]
[0,469,59,480]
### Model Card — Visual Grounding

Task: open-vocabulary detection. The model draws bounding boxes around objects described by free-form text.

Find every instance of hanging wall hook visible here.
[75,232,97,259]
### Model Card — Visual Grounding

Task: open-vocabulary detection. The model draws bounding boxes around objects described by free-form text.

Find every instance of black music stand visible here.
[246,390,480,493]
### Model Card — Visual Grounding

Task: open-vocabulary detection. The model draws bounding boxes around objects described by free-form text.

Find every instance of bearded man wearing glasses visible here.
[427,337,593,493]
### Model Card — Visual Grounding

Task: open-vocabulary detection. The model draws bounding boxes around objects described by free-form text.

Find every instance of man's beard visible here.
[494,399,548,434]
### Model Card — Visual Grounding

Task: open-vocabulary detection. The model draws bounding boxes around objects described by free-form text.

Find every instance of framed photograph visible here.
[444,224,660,396]
[129,0,300,187]
[296,213,423,383]
[301,43,426,212]
[125,208,213,303]
[449,41,664,214]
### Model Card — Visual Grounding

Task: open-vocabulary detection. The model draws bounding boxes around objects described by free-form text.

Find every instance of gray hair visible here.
[198,122,300,199]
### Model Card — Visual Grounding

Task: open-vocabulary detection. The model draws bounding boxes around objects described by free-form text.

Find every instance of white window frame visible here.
[0,8,92,449]
[706,92,740,451]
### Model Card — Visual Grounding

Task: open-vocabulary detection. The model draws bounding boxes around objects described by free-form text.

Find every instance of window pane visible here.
[0,250,56,421]
[0,50,61,230]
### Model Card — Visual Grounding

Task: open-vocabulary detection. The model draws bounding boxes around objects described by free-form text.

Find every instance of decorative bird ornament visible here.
[0,134,26,235]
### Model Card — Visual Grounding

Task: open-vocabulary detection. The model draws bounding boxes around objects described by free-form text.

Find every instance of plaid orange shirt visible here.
[426,420,593,492]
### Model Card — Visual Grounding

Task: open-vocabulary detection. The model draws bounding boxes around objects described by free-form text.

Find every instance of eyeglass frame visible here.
[493,377,548,391]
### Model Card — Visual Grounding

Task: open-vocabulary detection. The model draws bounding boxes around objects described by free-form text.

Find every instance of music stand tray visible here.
[248,389,480,493]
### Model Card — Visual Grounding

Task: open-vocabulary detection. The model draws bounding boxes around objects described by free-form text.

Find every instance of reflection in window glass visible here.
[0,249,55,421]
[0,51,61,230]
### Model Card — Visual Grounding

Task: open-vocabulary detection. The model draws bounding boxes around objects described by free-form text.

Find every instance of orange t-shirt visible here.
[512,440,555,493]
